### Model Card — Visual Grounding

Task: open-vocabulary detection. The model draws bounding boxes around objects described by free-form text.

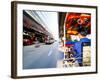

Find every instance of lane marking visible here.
[48,42,58,56]
[48,49,53,56]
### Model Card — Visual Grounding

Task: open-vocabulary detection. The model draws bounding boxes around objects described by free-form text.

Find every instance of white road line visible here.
[48,49,53,56]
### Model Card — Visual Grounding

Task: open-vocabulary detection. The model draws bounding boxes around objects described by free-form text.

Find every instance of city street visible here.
[23,41,64,69]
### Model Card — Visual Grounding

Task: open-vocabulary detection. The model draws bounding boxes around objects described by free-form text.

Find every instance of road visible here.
[23,41,64,69]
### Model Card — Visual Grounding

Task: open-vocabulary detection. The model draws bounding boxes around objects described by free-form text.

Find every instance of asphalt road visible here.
[23,41,64,69]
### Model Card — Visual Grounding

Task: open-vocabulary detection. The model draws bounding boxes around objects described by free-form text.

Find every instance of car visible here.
[45,37,54,44]
[23,34,33,46]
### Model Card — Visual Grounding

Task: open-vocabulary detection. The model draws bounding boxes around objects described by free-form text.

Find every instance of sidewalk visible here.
[23,42,45,49]
[34,43,45,48]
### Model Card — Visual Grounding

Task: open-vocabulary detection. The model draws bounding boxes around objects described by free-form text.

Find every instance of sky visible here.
[35,11,59,40]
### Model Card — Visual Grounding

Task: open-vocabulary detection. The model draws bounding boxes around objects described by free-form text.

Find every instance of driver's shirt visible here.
[73,38,91,63]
